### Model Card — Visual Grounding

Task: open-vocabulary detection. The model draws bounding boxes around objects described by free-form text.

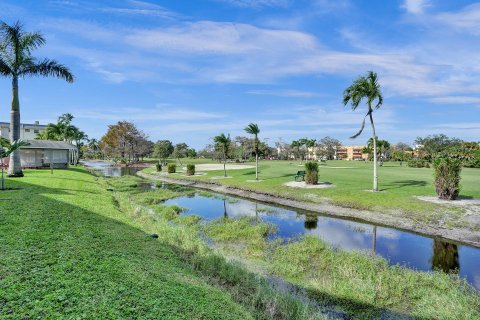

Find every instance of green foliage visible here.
[304,161,319,185]
[153,140,173,160]
[269,236,480,319]
[0,169,252,319]
[155,162,162,172]
[407,159,429,168]
[433,157,462,200]
[167,163,176,173]
[186,164,195,176]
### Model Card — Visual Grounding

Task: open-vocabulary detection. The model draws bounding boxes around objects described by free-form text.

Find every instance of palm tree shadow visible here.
[381,180,427,191]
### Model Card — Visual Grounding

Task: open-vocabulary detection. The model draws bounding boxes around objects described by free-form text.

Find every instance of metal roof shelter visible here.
[16,140,79,168]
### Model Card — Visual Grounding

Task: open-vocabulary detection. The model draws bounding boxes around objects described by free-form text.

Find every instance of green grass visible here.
[144,160,480,228]
[2,168,479,319]
[0,169,327,319]
[0,169,250,319]
[268,236,480,319]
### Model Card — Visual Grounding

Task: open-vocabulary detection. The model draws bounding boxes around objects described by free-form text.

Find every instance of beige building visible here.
[0,121,47,141]
[336,145,368,160]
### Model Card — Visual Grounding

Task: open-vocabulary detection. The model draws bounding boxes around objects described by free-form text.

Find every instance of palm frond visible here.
[20,32,45,54]
[244,123,260,135]
[20,58,74,82]
[0,58,12,76]
[350,117,366,139]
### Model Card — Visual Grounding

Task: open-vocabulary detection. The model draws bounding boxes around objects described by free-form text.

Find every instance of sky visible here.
[0,0,479,149]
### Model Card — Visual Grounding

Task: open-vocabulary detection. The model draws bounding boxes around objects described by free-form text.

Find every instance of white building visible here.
[0,121,47,140]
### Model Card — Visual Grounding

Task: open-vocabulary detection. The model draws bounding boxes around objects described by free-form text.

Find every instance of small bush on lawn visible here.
[156,162,162,172]
[186,164,195,176]
[305,161,319,185]
[167,164,176,173]
[433,157,462,200]
[407,159,429,168]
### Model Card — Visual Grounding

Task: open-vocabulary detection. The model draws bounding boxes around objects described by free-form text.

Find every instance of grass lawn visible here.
[145,159,480,228]
[0,169,254,319]
[1,168,479,319]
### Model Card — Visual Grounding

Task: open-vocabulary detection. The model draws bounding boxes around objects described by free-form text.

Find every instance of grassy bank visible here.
[111,174,480,319]
[0,169,321,319]
[144,159,480,229]
[2,169,479,319]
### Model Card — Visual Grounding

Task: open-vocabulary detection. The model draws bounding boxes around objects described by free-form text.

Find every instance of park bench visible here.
[294,170,306,182]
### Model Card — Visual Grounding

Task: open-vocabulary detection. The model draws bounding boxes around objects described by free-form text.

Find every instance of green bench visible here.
[294,170,306,182]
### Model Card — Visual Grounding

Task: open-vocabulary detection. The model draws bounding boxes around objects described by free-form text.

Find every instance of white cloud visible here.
[428,96,480,104]
[402,0,430,14]
[247,89,318,97]
[436,3,480,34]
[216,0,290,8]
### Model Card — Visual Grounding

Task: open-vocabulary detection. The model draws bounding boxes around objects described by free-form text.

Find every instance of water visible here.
[164,191,480,290]
[81,160,144,177]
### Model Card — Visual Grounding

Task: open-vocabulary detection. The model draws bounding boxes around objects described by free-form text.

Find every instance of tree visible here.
[367,137,390,166]
[0,139,29,190]
[317,136,342,160]
[186,148,197,158]
[214,133,231,177]
[415,134,463,161]
[173,143,188,164]
[153,140,173,163]
[0,21,74,177]
[99,121,149,162]
[244,123,260,180]
[343,71,383,191]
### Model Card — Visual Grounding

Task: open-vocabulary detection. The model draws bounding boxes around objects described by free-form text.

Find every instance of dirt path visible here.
[138,172,480,248]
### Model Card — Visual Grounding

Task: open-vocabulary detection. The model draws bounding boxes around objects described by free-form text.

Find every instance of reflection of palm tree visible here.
[431,239,459,273]
[223,199,228,219]
[304,215,318,230]
[372,226,377,255]
[255,203,258,222]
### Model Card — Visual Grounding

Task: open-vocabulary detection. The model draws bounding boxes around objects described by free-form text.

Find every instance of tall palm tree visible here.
[213,133,231,177]
[0,21,74,177]
[342,71,383,191]
[244,123,260,180]
[0,139,30,190]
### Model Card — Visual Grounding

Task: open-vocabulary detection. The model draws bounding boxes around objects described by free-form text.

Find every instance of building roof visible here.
[21,140,77,150]
[0,122,47,128]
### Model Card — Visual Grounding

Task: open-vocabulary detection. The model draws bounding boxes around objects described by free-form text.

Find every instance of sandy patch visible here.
[283,181,334,189]
[210,176,233,180]
[194,164,254,171]
[415,196,480,207]
[245,179,264,183]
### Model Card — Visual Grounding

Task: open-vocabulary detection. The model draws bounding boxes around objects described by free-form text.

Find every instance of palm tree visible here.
[343,71,383,191]
[244,123,260,180]
[0,21,74,177]
[213,133,231,177]
[0,139,30,190]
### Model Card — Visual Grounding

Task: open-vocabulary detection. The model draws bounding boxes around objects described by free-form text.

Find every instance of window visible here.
[25,129,30,132]
[34,130,39,133]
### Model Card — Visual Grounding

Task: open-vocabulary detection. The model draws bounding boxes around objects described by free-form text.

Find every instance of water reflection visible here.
[304,215,318,230]
[431,239,459,273]
[81,160,144,177]
[163,191,480,290]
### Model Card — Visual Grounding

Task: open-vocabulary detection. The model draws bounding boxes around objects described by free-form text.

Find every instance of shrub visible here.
[433,157,462,200]
[304,161,318,185]
[155,163,162,172]
[167,164,176,174]
[407,159,429,168]
[186,164,195,176]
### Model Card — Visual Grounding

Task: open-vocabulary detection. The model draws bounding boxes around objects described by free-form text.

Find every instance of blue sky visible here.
[1,0,479,148]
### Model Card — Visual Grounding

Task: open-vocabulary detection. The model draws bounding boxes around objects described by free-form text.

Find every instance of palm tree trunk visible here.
[255,154,258,180]
[369,110,378,191]
[8,76,23,177]
[223,146,227,177]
